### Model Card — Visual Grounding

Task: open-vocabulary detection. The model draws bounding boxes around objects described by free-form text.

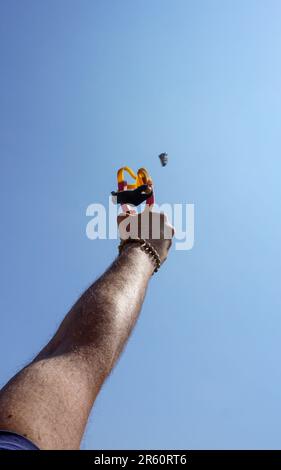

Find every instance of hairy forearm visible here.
[36,244,154,389]
[0,245,154,449]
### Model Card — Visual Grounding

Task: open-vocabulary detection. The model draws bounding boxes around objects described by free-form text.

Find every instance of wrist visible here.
[119,238,161,274]
[118,241,156,276]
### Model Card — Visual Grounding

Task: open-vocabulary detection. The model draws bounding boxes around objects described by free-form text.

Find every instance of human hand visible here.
[117,207,174,264]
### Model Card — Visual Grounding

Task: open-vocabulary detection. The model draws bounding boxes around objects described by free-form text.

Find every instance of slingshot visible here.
[111,166,154,214]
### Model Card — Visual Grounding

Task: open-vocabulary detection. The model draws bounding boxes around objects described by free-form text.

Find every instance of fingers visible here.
[165,222,175,239]
[158,212,175,240]
[163,224,174,240]
[117,213,129,226]
[142,203,153,214]
[118,210,175,241]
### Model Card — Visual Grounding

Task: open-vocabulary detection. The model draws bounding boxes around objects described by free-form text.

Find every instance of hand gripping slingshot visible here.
[111,166,154,214]
[112,166,161,273]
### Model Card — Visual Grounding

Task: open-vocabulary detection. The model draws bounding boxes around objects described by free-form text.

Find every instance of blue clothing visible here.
[0,430,39,450]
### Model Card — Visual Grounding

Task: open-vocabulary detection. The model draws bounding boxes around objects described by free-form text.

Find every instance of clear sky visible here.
[1,0,281,450]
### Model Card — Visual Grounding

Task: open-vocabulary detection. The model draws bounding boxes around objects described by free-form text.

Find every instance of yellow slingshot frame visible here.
[114,166,154,213]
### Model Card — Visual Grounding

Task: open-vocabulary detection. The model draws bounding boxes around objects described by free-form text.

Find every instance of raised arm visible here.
[0,210,174,449]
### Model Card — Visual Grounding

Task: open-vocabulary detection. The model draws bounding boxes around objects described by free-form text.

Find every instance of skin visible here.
[0,210,174,450]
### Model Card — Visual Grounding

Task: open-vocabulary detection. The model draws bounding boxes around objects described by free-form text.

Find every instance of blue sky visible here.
[1,0,281,449]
